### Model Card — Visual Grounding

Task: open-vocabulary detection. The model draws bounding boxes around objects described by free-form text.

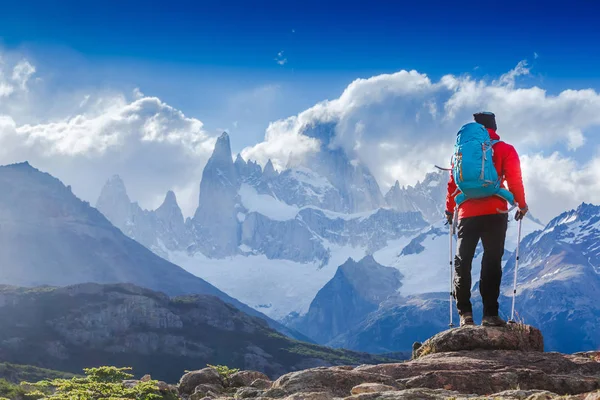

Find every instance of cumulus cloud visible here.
[521,152,600,221]
[243,60,600,221]
[0,55,217,216]
[2,50,600,223]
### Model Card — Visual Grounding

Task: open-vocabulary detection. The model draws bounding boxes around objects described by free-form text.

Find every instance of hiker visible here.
[445,112,528,327]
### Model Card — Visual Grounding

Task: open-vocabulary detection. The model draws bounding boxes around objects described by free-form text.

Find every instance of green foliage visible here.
[0,363,75,385]
[0,379,25,400]
[207,364,239,380]
[21,366,177,400]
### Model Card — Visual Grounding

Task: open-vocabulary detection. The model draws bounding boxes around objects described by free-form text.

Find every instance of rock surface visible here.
[229,371,270,388]
[281,392,332,400]
[350,383,398,395]
[413,324,544,358]
[357,350,600,395]
[166,326,600,399]
[272,367,398,397]
[250,379,273,389]
[179,368,223,395]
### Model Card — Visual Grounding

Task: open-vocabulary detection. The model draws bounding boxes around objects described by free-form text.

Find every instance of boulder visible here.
[350,383,398,395]
[344,388,466,400]
[179,368,224,395]
[156,381,174,392]
[272,367,398,397]
[282,392,333,400]
[251,379,273,389]
[356,351,600,395]
[230,371,271,388]
[413,324,544,358]
[190,383,225,400]
[236,387,264,399]
[140,374,152,382]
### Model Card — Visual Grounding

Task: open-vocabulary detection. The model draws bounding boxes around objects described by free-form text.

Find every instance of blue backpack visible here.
[451,122,515,207]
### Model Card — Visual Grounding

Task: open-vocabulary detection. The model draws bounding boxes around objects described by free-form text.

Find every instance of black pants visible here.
[454,213,508,317]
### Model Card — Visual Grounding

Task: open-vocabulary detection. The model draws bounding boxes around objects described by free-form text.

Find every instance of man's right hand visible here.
[515,206,528,221]
[445,211,453,225]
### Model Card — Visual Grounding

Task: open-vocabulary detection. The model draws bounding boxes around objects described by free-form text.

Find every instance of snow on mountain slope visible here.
[0,161,310,341]
[95,131,548,328]
[372,216,543,297]
[328,205,600,354]
[239,183,299,221]
[169,243,369,320]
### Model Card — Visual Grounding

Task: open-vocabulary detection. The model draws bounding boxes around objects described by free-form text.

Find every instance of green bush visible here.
[0,379,25,400]
[22,366,177,400]
[207,364,239,381]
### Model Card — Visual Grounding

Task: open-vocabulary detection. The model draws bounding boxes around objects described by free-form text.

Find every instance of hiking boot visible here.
[482,315,507,327]
[459,312,474,327]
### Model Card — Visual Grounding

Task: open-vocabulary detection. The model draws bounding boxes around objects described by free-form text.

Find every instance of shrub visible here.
[207,364,239,381]
[22,366,177,400]
[0,379,25,400]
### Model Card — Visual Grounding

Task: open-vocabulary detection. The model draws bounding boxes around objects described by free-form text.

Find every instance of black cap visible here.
[473,111,497,131]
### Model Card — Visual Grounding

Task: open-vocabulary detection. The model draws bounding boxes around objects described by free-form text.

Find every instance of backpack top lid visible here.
[455,122,490,146]
[473,111,497,131]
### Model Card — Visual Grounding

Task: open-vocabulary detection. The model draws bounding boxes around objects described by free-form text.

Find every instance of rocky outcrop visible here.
[271,367,398,397]
[179,368,224,395]
[167,326,600,399]
[412,324,544,358]
[229,371,270,388]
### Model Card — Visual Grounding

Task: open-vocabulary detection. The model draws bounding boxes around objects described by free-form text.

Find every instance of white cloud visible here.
[133,87,144,99]
[11,60,36,91]
[495,60,530,88]
[0,66,15,98]
[534,52,539,59]
[3,50,600,223]
[0,55,217,217]
[243,60,600,221]
[521,152,600,221]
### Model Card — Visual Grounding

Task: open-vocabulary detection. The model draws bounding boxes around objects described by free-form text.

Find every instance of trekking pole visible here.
[448,220,455,328]
[509,218,523,322]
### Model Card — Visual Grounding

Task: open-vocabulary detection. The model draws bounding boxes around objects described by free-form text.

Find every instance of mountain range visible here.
[0,161,304,341]
[92,130,598,355]
[2,122,598,359]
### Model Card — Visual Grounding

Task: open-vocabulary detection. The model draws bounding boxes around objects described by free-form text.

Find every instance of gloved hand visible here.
[445,211,453,225]
[515,205,528,221]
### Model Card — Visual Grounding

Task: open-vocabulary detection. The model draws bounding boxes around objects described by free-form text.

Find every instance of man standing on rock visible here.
[445,112,528,327]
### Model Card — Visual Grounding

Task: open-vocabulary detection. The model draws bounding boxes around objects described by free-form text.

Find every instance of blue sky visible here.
[2,0,600,151]
[2,1,600,220]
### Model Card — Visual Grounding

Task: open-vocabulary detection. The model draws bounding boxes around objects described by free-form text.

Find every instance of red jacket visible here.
[446,128,527,220]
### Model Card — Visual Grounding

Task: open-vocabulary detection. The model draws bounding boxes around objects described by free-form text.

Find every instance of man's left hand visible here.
[445,211,453,225]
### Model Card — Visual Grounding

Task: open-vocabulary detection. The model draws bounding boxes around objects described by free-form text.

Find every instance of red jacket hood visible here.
[488,128,500,141]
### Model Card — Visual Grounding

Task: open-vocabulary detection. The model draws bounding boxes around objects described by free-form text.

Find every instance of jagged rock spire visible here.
[263,159,278,180]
